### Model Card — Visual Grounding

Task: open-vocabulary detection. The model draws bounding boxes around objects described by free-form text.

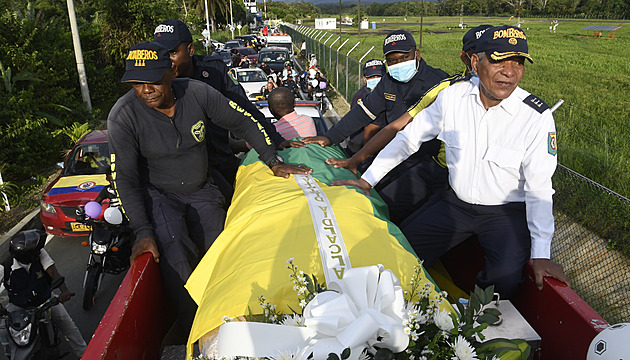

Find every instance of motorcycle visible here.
[76,203,132,310]
[312,80,328,114]
[0,277,68,360]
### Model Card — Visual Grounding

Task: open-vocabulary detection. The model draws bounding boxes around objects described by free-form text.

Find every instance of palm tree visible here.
[186,0,228,32]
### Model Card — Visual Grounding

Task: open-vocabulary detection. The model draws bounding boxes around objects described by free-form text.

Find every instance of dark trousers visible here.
[375,155,449,225]
[400,189,531,298]
[146,183,226,334]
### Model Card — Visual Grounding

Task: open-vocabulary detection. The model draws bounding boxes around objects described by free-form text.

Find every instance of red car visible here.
[40,130,110,237]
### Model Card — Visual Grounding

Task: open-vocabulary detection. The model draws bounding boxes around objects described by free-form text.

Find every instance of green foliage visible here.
[317,0,629,18]
[266,0,321,23]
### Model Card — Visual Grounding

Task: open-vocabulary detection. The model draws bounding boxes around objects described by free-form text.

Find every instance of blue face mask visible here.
[366,77,381,90]
[387,54,418,83]
[466,53,478,77]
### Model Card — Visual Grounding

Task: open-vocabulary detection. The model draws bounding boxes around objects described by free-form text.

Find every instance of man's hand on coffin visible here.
[271,163,313,178]
[532,258,570,290]
[331,178,372,196]
[325,157,359,177]
[130,236,161,264]
[301,136,332,147]
[277,139,308,150]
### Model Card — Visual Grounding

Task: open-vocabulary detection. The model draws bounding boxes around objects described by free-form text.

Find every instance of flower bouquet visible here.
[195,259,530,360]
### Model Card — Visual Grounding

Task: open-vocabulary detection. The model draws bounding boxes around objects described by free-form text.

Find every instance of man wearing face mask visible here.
[334,25,570,298]
[305,30,448,224]
[345,59,386,161]
[305,30,448,148]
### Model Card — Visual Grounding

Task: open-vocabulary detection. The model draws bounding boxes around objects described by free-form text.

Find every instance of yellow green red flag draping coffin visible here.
[185,142,451,356]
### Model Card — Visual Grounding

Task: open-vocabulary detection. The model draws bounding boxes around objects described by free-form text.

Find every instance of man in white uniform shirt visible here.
[336,25,570,298]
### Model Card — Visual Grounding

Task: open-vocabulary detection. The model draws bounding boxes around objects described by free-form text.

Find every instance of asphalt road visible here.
[0,234,126,360]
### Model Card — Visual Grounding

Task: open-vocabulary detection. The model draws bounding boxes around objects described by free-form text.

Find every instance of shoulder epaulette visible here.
[523,94,549,114]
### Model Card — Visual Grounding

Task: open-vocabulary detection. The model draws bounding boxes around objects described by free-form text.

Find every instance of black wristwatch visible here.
[265,154,284,168]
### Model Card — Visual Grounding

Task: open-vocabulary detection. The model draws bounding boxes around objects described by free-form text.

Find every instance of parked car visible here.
[258,47,291,73]
[40,130,110,237]
[233,47,259,64]
[224,39,245,51]
[235,34,263,50]
[256,100,329,136]
[209,39,224,52]
[229,68,268,101]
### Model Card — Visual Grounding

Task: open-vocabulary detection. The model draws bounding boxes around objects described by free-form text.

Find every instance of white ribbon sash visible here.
[293,174,351,287]
[217,176,408,359]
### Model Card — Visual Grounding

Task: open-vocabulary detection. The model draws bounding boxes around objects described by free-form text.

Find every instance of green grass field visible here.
[296,16,630,197]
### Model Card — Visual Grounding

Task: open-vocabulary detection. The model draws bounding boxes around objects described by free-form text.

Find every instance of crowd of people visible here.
[3,19,576,357]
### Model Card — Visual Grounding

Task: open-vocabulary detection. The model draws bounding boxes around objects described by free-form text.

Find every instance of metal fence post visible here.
[336,38,350,90]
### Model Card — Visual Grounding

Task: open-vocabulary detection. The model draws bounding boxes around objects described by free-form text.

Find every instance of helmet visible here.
[284,61,291,67]
[587,323,630,360]
[9,229,46,264]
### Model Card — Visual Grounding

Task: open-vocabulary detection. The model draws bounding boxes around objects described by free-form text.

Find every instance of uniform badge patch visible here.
[202,71,209,78]
[191,121,206,143]
[384,93,396,101]
[548,132,557,156]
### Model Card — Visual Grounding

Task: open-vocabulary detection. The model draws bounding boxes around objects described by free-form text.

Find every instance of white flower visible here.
[434,310,455,331]
[281,314,305,327]
[269,349,296,360]
[357,350,370,360]
[451,335,478,360]
[287,258,294,263]
[299,299,307,308]
[221,315,233,323]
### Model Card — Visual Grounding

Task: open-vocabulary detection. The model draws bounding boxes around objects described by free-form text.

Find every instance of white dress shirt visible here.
[363,77,557,259]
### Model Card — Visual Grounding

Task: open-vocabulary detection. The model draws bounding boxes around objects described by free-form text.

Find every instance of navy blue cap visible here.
[363,59,385,78]
[121,42,172,83]
[477,25,533,63]
[462,24,493,52]
[383,30,416,55]
[154,19,193,50]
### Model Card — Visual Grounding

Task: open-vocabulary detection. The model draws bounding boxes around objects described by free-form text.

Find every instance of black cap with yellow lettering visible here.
[477,25,533,63]
[121,42,172,83]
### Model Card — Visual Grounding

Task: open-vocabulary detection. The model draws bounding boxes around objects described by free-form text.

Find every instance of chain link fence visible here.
[281,22,629,325]
[552,165,630,324]
[283,25,363,106]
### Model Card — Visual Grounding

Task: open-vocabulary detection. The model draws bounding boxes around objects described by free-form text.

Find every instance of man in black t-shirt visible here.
[108,42,312,340]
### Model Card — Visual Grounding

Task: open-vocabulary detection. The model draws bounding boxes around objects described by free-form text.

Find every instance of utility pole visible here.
[230,0,234,39]
[66,0,92,111]
[204,0,210,53]
[338,0,342,41]
[357,0,361,42]
[419,0,424,48]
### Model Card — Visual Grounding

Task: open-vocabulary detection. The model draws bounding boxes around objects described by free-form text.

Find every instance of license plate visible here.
[70,222,91,232]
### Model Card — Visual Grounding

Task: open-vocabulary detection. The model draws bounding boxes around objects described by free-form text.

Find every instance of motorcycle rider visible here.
[0,229,86,358]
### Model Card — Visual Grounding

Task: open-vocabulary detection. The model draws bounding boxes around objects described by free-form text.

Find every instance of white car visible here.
[229,68,268,101]
[210,39,224,52]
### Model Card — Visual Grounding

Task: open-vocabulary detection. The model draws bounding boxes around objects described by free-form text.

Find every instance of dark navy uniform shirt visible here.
[347,85,386,155]
[326,58,449,144]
